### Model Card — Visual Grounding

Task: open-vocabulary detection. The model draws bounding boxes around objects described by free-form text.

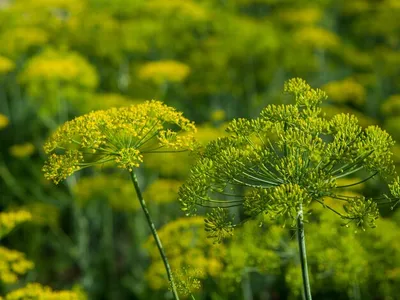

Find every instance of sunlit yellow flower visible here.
[9,143,35,158]
[322,78,366,106]
[43,101,197,183]
[138,60,191,85]
[0,114,9,130]
[19,48,98,88]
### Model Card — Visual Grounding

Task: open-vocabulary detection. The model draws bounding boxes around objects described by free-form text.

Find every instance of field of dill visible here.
[0,1,400,299]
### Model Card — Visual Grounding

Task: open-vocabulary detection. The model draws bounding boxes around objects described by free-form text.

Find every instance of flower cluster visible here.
[3,283,86,300]
[137,60,191,85]
[0,211,32,239]
[179,78,400,243]
[0,247,34,284]
[43,101,197,183]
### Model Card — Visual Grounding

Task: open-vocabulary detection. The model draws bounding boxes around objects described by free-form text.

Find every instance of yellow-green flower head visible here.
[322,78,366,106]
[0,247,34,284]
[0,56,15,74]
[0,210,32,239]
[180,78,399,243]
[4,282,86,300]
[19,48,98,89]
[73,174,140,211]
[138,60,191,85]
[278,7,322,25]
[0,27,48,58]
[9,143,35,158]
[144,0,208,21]
[293,27,340,50]
[210,109,226,122]
[144,179,182,205]
[0,113,9,130]
[43,100,197,184]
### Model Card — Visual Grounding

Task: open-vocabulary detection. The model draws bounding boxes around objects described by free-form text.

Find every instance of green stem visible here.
[297,204,312,300]
[130,172,179,300]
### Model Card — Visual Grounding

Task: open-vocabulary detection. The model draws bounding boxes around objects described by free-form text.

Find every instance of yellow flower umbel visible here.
[43,100,196,300]
[43,100,196,184]
[3,283,86,300]
[9,143,35,158]
[0,210,32,239]
[0,247,34,284]
[138,60,191,85]
[0,114,9,130]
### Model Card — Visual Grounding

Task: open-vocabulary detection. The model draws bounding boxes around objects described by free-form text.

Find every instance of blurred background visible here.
[0,0,399,299]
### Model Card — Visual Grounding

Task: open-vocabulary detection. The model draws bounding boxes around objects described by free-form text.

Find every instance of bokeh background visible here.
[0,0,400,299]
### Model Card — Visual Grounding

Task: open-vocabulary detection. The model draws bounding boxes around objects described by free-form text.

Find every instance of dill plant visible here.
[179,78,400,299]
[42,100,198,300]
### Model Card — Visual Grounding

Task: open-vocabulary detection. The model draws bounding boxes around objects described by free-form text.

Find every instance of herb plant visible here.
[179,78,400,299]
[43,100,197,300]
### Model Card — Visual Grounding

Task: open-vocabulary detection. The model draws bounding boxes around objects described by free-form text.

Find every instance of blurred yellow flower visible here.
[9,143,35,158]
[145,0,208,21]
[4,282,86,300]
[0,247,34,284]
[0,210,32,239]
[144,179,182,204]
[210,109,226,122]
[0,56,15,74]
[323,78,366,106]
[278,7,322,25]
[293,27,340,50]
[0,114,9,130]
[144,217,225,292]
[19,48,98,88]
[0,27,48,57]
[138,60,191,85]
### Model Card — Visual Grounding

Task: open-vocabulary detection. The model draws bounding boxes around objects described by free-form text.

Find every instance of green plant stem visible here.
[130,172,179,300]
[297,204,312,300]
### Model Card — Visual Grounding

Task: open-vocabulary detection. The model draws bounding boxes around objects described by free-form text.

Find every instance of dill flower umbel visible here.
[9,143,35,158]
[138,60,191,85]
[0,247,34,284]
[43,100,196,183]
[0,210,32,239]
